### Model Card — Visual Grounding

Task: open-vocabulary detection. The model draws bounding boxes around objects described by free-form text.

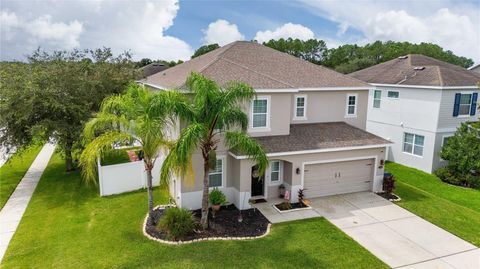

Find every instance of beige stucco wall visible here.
[290,90,368,130]
[181,146,386,194]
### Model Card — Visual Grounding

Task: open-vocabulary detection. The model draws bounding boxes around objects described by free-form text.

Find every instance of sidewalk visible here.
[0,143,55,262]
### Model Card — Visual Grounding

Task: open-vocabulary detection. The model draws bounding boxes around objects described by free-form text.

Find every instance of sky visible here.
[1,0,479,64]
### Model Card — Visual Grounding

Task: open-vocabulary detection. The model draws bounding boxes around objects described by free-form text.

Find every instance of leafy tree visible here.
[161,72,268,229]
[263,38,327,64]
[0,48,138,171]
[191,44,220,59]
[136,58,153,68]
[441,123,480,174]
[80,83,187,223]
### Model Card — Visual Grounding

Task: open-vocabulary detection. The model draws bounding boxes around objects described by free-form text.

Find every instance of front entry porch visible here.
[250,197,320,223]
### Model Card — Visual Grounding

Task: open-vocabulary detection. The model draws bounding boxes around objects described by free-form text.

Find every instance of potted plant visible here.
[209,188,227,215]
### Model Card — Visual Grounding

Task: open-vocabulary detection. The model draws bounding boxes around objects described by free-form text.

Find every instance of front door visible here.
[251,165,264,196]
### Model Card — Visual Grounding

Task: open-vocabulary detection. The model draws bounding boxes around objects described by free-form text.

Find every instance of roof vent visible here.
[398,55,408,59]
[414,66,425,70]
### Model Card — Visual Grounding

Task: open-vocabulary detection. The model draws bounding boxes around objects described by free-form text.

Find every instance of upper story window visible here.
[373,90,382,108]
[345,93,357,117]
[387,91,399,99]
[208,158,224,188]
[403,133,424,157]
[453,93,478,117]
[251,97,270,129]
[269,160,282,184]
[294,95,307,119]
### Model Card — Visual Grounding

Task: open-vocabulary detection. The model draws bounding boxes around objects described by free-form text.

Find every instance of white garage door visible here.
[303,159,374,198]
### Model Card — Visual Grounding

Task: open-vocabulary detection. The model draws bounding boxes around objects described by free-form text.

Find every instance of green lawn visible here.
[386,162,480,246]
[0,144,43,209]
[2,153,387,269]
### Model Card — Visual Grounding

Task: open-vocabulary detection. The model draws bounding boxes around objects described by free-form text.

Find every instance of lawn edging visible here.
[142,205,272,245]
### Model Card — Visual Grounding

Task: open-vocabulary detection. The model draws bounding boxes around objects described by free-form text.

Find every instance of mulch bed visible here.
[145,205,270,242]
[377,192,401,201]
[274,202,308,211]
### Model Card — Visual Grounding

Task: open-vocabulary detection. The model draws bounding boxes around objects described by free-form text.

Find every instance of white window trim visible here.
[268,160,283,186]
[402,133,424,158]
[387,91,400,99]
[373,89,382,109]
[457,91,474,118]
[208,155,226,189]
[345,93,358,118]
[293,94,307,120]
[441,134,454,147]
[249,96,271,132]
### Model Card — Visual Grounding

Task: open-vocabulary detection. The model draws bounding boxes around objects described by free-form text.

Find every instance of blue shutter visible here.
[453,93,461,117]
[471,93,478,116]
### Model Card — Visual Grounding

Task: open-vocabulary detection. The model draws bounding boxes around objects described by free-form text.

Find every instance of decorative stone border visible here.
[142,205,272,245]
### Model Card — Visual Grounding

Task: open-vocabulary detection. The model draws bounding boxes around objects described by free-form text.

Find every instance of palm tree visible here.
[79,83,187,224]
[161,72,268,229]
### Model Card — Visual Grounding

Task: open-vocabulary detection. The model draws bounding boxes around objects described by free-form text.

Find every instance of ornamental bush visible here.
[209,188,227,206]
[157,207,195,240]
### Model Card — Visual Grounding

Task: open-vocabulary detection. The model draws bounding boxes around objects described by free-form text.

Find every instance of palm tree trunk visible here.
[145,164,154,225]
[200,159,210,229]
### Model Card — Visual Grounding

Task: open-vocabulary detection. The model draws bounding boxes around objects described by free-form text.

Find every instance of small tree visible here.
[440,123,480,174]
[161,72,268,229]
[79,83,187,223]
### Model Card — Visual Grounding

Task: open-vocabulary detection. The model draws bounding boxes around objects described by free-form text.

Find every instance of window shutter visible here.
[471,93,478,116]
[453,93,461,117]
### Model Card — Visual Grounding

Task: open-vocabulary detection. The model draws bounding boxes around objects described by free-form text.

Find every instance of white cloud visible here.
[203,19,244,46]
[298,0,480,62]
[0,10,83,47]
[1,0,193,61]
[254,23,314,43]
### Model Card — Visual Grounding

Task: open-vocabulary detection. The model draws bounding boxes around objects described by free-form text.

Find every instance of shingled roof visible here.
[230,122,390,156]
[349,54,480,87]
[142,41,369,90]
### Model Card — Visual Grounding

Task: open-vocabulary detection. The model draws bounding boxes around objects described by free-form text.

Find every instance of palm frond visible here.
[160,123,206,187]
[216,107,248,131]
[79,131,133,184]
[225,131,268,175]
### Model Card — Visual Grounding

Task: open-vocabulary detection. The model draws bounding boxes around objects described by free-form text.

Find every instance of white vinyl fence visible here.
[98,158,161,196]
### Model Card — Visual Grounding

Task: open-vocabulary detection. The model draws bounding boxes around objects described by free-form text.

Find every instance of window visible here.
[442,136,452,147]
[252,98,269,128]
[388,91,399,98]
[270,160,282,183]
[459,94,472,116]
[208,158,223,187]
[454,92,478,117]
[373,90,382,108]
[345,94,357,117]
[403,133,425,157]
[294,95,307,119]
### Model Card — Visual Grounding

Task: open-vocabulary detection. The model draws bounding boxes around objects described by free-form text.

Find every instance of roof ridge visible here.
[196,42,239,74]
[219,57,295,88]
[436,66,445,86]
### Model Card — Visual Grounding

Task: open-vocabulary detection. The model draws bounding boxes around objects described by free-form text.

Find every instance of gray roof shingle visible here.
[231,122,390,155]
[349,54,480,87]
[143,41,369,90]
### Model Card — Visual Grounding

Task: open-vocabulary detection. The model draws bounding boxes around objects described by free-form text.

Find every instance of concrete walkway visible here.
[310,192,479,269]
[0,143,55,262]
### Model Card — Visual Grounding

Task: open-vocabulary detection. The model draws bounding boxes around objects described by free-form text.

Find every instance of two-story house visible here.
[350,55,480,173]
[141,41,390,210]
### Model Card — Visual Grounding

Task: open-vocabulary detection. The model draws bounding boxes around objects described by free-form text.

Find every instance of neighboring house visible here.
[350,54,480,173]
[141,41,390,210]
[469,63,480,74]
[141,62,169,77]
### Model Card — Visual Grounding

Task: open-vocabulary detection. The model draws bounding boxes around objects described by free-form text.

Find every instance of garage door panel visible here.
[303,159,374,198]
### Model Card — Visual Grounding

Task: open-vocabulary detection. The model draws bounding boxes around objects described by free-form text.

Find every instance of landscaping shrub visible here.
[434,167,480,189]
[157,207,195,240]
[209,188,227,206]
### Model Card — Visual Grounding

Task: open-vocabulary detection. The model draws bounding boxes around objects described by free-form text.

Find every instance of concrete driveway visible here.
[310,192,479,269]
